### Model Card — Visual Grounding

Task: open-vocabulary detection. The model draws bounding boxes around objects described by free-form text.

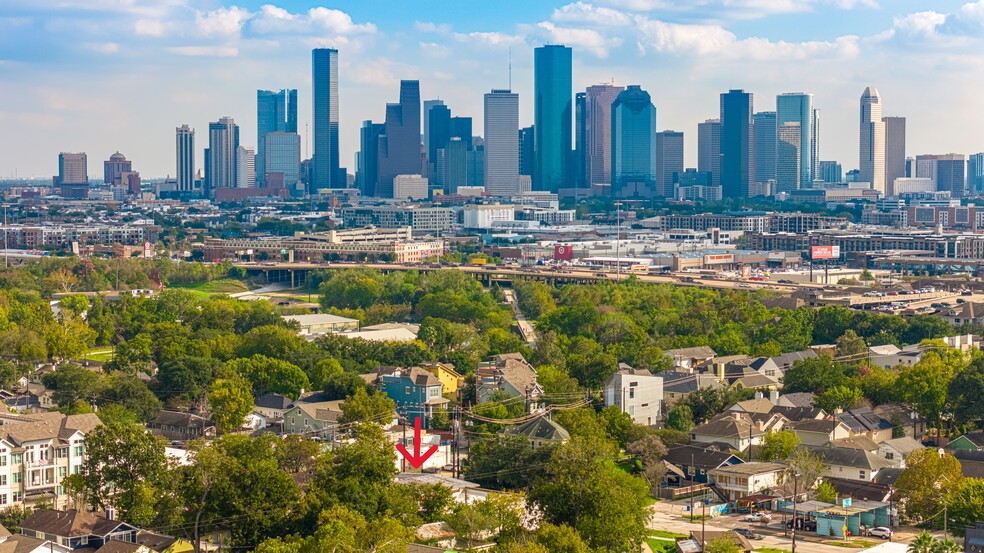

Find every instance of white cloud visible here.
[134,18,166,36]
[453,31,523,47]
[88,42,120,53]
[167,45,239,57]
[893,11,946,38]
[552,2,633,26]
[196,6,252,38]
[307,7,376,34]
[419,42,451,57]
[597,0,877,18]
[249,5,376,35]
[414,21,452,33]
[527,21,622,57]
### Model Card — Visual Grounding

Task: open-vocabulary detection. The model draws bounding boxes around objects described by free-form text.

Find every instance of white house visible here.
[706,462,788,502]
[878,437,924,468]
[604,365,663,425]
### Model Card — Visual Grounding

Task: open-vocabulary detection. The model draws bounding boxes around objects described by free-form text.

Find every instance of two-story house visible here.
[419,362,463,398]
[281,398,344,437]
[604,365,663,426]
[690,411,785,452]
[369,366,447,428]
[837,408,894,443]
[20,509,141,550]
[707,462,787,502]
[797,445,896,482]
[663,346,717,371]
[476,353,543,406]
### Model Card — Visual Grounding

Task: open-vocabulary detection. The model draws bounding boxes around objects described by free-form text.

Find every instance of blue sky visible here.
[0,0,982,178]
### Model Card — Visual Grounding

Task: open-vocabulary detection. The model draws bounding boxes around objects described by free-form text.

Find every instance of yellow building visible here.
[420,361,463,397]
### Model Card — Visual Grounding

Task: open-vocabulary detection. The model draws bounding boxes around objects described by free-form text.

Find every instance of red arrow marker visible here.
[396,416,439,469]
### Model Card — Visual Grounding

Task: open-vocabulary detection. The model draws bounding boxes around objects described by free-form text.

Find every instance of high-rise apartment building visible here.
[584,84,624,186]
[753,112,777,185]
[611,85,657,198]
[312,48,340,191]
[206,117,239,194]
[654,131,683,198]
[257,89,297,184]
[859,86,886,194]
[519,126,535,177]
[819,161,842,184]
[103,152,131,185]
[883,116,906,191]
[969,153,984,196]
[720,90,754,198]
[776,93,815,187]
[176,125,195,194]
[263,132,301,187]
[377,80,421,198]
[357,121,384,197]
[776,123,801,193]
[697,119,721,187]
[484,89,520,196]
[533,44,572,192]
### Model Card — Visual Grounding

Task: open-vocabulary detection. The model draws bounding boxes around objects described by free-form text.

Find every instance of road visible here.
[502,289,537,345]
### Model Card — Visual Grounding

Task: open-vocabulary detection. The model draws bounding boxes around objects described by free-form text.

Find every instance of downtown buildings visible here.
[533,45,572,193]
[312,48,340,192]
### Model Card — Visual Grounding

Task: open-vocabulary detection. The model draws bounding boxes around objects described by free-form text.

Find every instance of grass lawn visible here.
[85,348,114,362]
[171,279,249,294]
[650,531,688,539]
[825,540,879,548]
[647,538,677,553]
[755,548,793,553]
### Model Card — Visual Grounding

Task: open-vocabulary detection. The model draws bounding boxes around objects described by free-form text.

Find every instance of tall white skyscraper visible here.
[236,146,255,188]
[176,125,195,193]
[483,89,519,196]
[859,87,886,194]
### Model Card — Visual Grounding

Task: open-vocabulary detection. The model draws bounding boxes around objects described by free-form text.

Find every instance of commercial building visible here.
[236,145,255,188]
[0,223,160,250]
[776,123,801,193]
[206,116,239,194]
[533,44,572,192]
[392,174,429,200]
[697,119,721,187]
[204,226,445,263]
[56,153,88,198]
[647,212,845,233]
[423,99,446,163]
[859,87,886,194]
[377,80,422,198]
[484,89,520,196]
[340,206,454,233]
[936,154,967,198]
[584,84,624,186]
[655,131,684,198]
[263,131,301,187]
[753,111,777,185]
[426,103,451,178]
[257,88,297,185]
[176,125,196,194]
[611,85,657,198]
[358,121,385,196]
[776,93,817,187]
[462,204,515,229]
[969,153,984,196]
[312,48,340,190]
[883,116,906,191]
[819,161,842,184]
[103,152,131,185]
[720,90,754,198]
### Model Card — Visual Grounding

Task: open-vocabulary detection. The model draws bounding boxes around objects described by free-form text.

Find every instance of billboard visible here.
[143,241,153,259]
[554,245,573,260]
[811,245,841,260]
[741,266,751,278]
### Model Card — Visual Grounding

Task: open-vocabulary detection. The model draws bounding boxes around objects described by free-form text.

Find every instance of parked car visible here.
[962,290,974,296]
[734,528,763,540]
[868,527,893,539]
[787,519,818,531]
[744,513,771,522]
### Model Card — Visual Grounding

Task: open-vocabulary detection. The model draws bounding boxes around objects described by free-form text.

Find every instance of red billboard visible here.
[811,245,841,260]
[554,245,573,260]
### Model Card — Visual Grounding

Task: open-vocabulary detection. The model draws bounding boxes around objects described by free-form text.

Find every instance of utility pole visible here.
[614,201,622,282]
[792,472,800,553]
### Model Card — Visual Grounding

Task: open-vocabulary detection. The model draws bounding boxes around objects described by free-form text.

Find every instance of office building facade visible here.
[357,121,384,197]
[776,123,801,193]
[236,146,255,189]
[58,153,87,185]
[753,112,777,186]
[103,152,131,185]
[585,84,624,186]
[176,125,195,193]
[427,103,452,173]
[574,92,586,188]
[698,119,721,187]
[257,89,297,184]
[655,131,683,198]
[936,154,966,198]
[776,93,816,188]
[720,90,754,198]
[263,132,301,187]
[443,137,468,193]
[312,48,340,191]
[533,44,572,192]
[423,99,445,159]
[519,126,535,177]
[819,161,843,184]
[377,80,422,198]
[206,117,239,195]
[484,89,520,196]
[611,86,657,198]
[969,153,984,196]
[859,86,886,194]
[883,116,906,191]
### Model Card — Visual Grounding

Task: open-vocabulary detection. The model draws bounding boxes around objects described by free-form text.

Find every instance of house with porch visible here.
[20,509,141,550]
[664,444,744,484]
[690,411,785,452]
[797,445,896,482]
[706,462,787,502]
[368,366,448,428]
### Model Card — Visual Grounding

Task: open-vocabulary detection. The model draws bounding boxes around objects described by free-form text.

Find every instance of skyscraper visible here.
[377,80,422,198]
[859,86,886,194]
[236,146,255,188]
[753,112,777,185]
[176,125,195,193]
[357,121,384,196]
[427,104,452,168]
[697,119,721,186]
[58,152,87,184]
[936,154,966,198]
[574,92,586,188]
[423,100,445,158]
[519,126,535,177]
[484,89,520,196]
[103,152,131,185]
[257,89,297,185]
[206,117,239,194]
[720,90,754,199]
[776,93,815,188]
[611,85,657,198]
[312,48,340,191]
[969,153,984,196]
[776,123,801,193]
[450,117,473,150]
[585,84,624,187]
[533,44,572,192]
[654,131,683,198]
[263,132,301,187]
[883,116,906,191]
[443,137,468,193]
[819,161,842,183]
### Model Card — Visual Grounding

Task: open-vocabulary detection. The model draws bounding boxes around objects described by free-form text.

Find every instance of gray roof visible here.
[692,412,766,439]
[254,392,292,410]
[770,350,818,368]
[873,467,904,485]
[837,408,893,434]
[664,346,717,360]
[665,444,743,471]
[503,416,570,442]
[881,437,925,456]
[798,445,896,471]
[780,392,816,408]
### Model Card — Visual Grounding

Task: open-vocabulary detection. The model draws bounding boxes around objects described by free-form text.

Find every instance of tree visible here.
[309,423,397,522]
[465,434,552,490]
[156,356,223,403]
[895,352,955,427]
[782,355,846,394]
[815,481,837,503]
[666,405,694,432]
[947,478,984,535]
[759,430,801,462]
[274,435,321,474]
[598,405,635,448]
[909,531,935,553]
[812,386,863,413]
[705,537,743,553]
[208,375,253,433]
[784,448,826,491]
[337,388,395,426]
[99,376,162,422]
[76,423,169,525]
[42,364,102,408]
[930,538,961,553]
[535,522,591,553]
[895,449,964,521]
[107,334,153,374]
[950,357,984,426]
[227,354,310,399]
[627,434,667,492]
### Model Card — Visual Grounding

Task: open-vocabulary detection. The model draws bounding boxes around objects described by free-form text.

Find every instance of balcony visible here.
[24,459,54,469]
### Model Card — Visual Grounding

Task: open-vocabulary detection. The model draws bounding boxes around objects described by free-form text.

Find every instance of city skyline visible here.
[1,0,983,179]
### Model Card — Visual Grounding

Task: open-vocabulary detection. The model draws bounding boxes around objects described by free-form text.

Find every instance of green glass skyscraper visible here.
[776,92,816,188]
[312,48,339,192]
[533,44,572,192]
[720,89,754,199]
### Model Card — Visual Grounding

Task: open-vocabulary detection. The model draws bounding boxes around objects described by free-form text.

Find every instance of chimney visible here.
[105,507,115,521]
[769,390,779,405]
[754,391,764,400]
[717,363,724,382]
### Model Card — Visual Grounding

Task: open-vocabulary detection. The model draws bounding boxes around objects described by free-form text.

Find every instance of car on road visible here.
[867,527,893,539]
[777,279,793,284]
[962,290,974,296]
[743,513,771,522]
[734,528,763,540]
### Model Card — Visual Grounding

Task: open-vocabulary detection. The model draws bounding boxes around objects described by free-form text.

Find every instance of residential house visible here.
[94,543,153,553]
[777,392,816,408]
[829,436,880,452]
[253,392,293,419]
[476,353,543,406]
[867,344,924,369]
[664,444,744,484]
[415,522,457,550]
[786,419,852,446]
[281,398,344,436]
[394,473,484,504]
[604,365,663,426]
[20,509,140,550]
[663,346,717,371]
[420,362,463,397]
[872,403,926,439]
[690,412,785,452]
[938,302,984,326]
[146,411,214,442]
[837,408,894,443]
[282,314,360,335]
[769,350,818,372]
[947,431,984,452]
[706,462,788,502]
[952,449,984,479]
[797,445,896,482]
[822,477,894,503]
[0,412,101,509]
[878,437,924,468]
[135,531,194,553]
[659,372,724,410]
[503,416,570,450]
[370,366,448,428]
[0,533,71,553]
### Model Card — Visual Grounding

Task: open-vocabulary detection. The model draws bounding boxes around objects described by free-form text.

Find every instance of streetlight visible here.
[791,472,801,553]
